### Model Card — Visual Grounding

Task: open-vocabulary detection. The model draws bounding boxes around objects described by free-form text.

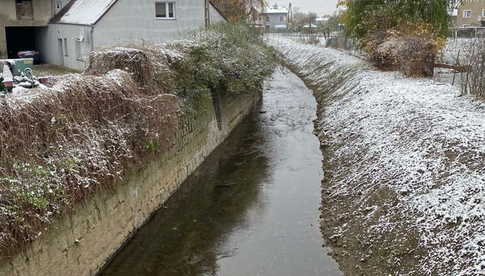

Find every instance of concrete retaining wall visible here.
[0,91,260,276]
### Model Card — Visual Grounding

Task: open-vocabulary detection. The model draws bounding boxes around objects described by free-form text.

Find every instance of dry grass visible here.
[32,64,80,77]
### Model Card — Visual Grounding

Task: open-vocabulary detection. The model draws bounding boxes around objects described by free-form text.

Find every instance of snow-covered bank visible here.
[267,36,485,275]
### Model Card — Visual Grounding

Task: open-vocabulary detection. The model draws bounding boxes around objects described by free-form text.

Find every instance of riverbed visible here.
[99,68,342,276]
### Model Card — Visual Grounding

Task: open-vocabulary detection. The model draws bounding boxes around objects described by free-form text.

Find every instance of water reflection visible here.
[100,68,342,276]
[100,110,270,276]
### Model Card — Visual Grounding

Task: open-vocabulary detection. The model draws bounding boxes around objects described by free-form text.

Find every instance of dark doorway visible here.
[5,26,37,59]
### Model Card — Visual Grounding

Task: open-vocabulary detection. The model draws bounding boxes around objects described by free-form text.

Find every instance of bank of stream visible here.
[99,68,342,276]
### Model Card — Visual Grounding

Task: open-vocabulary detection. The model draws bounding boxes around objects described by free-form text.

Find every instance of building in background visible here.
[315,15,330,26]
[262,4,289,31]
[0,0,68,59]
[456,0,485,27]
[1,0,226,70]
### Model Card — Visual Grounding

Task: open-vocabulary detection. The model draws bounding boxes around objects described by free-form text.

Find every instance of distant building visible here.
[1,0,226,70]
[456,0,485,27]
[315,15,330,26]
[262,4,289,31]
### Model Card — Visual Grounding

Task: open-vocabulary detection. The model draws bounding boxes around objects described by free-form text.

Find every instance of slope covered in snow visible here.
[267,36,485,275]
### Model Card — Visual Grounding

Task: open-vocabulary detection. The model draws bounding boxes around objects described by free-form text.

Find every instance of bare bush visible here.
[0,24,275,257]
[460,39,485,99]
[366,33,436,77]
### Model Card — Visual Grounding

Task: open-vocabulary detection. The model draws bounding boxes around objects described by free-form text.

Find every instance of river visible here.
[99,68,342,276]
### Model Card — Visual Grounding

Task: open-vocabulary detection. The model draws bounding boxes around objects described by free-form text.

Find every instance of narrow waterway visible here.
[100,68,342,276]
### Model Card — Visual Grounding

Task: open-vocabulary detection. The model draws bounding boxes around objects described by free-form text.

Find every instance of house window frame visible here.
[155,1,176,20]
[463,10,472,18]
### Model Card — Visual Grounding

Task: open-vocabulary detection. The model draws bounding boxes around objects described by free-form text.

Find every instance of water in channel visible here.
[100,68,342,276]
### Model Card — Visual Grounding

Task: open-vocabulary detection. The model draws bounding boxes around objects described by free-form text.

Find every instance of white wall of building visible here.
[38,0,226,71]
[37,24,92,70]
[265,13,287,29]
[93,0,225,50]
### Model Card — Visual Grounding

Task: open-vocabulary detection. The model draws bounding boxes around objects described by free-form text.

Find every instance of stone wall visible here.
[0,91,260,276]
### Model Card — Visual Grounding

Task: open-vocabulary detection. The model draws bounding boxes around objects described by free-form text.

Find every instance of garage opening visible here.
[5,26,40,62]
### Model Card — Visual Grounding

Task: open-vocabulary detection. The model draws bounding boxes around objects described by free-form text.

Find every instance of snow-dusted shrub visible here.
[0,23,274,257]
[170,24,275,111]
[368,35,436,76]
[0,70,179,255]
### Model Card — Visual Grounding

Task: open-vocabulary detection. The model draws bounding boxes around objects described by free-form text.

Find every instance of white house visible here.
[38,0,226,70]
[262,4,289,30]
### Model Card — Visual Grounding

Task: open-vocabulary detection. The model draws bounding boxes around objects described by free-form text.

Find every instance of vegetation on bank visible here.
[0,24,274,257]
[338,0,450,76]
[172,24,274,115]
[269,35,485,276]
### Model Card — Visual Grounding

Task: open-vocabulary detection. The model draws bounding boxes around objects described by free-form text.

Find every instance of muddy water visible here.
[99,68,342,276]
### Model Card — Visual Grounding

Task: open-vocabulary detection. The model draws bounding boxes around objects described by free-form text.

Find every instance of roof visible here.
[52,0,227,25]
[54,0,118,25]
[208,1,229,22]
[263,7,288,14]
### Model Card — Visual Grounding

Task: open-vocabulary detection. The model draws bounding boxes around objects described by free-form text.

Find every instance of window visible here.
[75,40,82,61]
[482,9,485,17]
[463,10,472,18]
[155,1,176,19]
[63,38,68,56]
[16,0,33,20]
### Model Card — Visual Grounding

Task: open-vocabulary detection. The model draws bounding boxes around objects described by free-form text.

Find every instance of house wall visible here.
[0,0,53,23]
[0,0,54,58]
[457,0,485,27]
[92,0,226,50]
[54,0,74,14]
[36,24,91,70]
[264,13,287,29]
[38,0,226,71]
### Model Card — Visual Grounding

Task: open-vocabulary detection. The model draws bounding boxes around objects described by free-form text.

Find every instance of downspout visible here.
[204,0,210,28]
[88,25,94,68]
[90,25,94,51]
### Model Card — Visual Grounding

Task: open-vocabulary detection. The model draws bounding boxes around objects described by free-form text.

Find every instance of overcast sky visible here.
[272,0,338,15]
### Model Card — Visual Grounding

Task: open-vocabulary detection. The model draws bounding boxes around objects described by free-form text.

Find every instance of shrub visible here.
[338,0,449,76]
[0,23,274,257]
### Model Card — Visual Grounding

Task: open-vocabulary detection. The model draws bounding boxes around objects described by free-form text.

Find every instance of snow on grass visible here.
[268,35,485,275]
